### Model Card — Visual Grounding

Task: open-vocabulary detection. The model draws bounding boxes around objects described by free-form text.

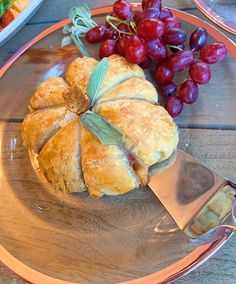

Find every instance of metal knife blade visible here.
[148,149,236,238]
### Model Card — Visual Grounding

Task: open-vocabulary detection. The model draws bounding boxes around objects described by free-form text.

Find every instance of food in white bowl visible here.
[0,0,31,31]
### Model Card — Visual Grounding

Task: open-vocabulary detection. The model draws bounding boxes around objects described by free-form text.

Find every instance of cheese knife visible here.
[148,149,236,240]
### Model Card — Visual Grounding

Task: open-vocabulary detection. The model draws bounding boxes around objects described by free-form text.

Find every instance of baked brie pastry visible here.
[21,54,178,197]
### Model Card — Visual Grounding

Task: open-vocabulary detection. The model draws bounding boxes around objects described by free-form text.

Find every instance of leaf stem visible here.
[71,33,90,57]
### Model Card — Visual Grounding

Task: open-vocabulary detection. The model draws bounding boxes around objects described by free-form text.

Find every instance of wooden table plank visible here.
[0,0,236,283]
[27,0,195,24]
[178,128,236,283]
[0,260,27,283]
[0,23,52,65]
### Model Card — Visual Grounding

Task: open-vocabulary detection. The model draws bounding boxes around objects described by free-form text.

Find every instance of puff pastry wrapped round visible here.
[21,55,178,198]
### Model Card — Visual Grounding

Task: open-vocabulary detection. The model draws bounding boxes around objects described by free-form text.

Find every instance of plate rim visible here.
[0,4,234,284]
[192,0,236,36]
[0,233,231,284]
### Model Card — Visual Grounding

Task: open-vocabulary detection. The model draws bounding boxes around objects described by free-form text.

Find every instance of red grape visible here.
[189,62,211,85]
[117,23,130,33]
[137,19,164,40]
[159,8,173,20]
[178,79,199,104]
[200,42,227,64]
[154,64,175,85]
[133,11,142,24]
[142,0,161,11]
[163,17,181,30]
[125,36,147,64]
[189,27,208,51]
[117,35,130,56]
[139,56,152,69]
[146,39,168,61]
[162,82,177,97]
[162,28,186,45]
[106,29,119,40]
[169,43,185,53]
[85,25,107,44]
[113,0,132,20]
[166,96,183,117]
[142,0,149,9]
[133,8,160,24]
[168,50,194,72]
[99,40,117,58]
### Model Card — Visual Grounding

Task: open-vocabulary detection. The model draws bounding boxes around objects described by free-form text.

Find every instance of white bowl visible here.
[0,0,45,47]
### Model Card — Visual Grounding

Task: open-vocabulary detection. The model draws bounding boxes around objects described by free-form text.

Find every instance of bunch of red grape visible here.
[85,0,227,117]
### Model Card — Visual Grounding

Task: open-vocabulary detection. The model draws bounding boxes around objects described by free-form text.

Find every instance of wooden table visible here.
[0,0,235,283]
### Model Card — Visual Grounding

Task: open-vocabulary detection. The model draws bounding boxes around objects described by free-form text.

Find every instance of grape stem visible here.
[168,45,184,51]
[106,15,136,35]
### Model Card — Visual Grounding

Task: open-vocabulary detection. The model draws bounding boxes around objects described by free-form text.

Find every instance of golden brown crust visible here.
[21,107,76,153]
[97,77,158,104]
[63,82,90,115]
[65,57,98,93]
[99,54,145,97]
[22,55,178,197]
[133,164,150,187]
[94,100,179,168]
[38,117,86,193]
[29,77,69,111]
[80,125,139,197]
[65,55,145,103]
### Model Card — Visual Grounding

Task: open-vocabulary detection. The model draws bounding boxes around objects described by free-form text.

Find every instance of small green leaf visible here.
[73,25,90,35]
[79,17,97,29]
[68,4,97,28]
[87,58,109,106]
[82,3,91,17]
[0,0,14,17]
[71,33,90,57]
[61,36,72,48]
[73,5,91,19]
[80,111,123,146]
[62,4,97,52]
[63,25,71,34]
[68,7,77,21]
[0,3,4,17]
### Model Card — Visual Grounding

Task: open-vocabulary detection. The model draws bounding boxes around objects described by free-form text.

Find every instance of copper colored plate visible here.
[192,0,236,36]
[0,4,235,284]
[0,235,231,284]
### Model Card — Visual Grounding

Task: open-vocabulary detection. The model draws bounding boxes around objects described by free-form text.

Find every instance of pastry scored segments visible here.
[21,54,178,197]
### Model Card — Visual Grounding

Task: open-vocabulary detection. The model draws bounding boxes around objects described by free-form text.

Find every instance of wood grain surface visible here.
[0,0,236,283]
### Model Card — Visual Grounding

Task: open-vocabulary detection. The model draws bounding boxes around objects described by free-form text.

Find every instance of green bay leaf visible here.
[87,58,109,106]
[71,33,90,57]
[61,36,72,48]
[80,111,123,146]
[62,4,97,53]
